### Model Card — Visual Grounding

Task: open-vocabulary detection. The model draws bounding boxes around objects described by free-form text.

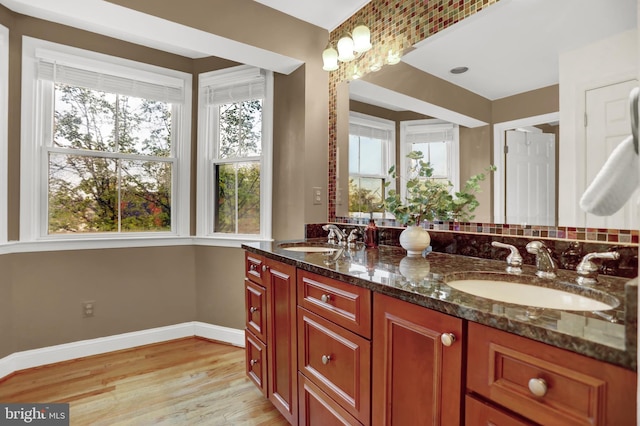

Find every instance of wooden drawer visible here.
[465,395,535,426]
[467,322,637,426]
[245,252,265,285]
[245,330,267,397]
[245,279,267,342]
[298,372,363,426]
[298,307,371,425]
[298,269,372,338]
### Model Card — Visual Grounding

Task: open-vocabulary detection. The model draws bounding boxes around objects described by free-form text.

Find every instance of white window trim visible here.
[196,65,273,246]
[348,112,396,219]
[20,37,192,243]
[0,25,8,243]
[400,119,460,194]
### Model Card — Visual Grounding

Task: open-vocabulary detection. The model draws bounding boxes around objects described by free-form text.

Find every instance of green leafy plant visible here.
[384,151,495,226]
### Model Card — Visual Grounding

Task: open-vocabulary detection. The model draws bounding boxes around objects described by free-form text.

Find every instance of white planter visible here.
[399,225,431,256]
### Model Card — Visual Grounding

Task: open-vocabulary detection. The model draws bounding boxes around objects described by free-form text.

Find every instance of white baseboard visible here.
[0,322,244,380]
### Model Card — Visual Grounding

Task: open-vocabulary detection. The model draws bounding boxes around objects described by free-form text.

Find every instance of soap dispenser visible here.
[364,218,379,248]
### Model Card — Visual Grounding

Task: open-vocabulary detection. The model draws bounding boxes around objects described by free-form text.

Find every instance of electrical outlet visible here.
[82,301,95,318]
[312,187,322,205]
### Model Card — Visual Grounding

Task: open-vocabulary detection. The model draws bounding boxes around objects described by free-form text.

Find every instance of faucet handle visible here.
[492,241,523,274]
[576,251,620,285]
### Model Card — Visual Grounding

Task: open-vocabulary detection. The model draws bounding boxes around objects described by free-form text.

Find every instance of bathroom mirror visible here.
[336,0,638,230]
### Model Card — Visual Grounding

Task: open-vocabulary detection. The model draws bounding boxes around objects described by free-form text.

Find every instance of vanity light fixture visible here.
[322,23,372,71]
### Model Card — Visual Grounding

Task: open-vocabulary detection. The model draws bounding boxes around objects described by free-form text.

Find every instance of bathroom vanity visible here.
[243,240,637,425]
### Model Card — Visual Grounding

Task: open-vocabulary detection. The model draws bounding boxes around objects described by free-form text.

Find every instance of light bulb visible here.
[322,46,339,71]
[337,36,355,62]
[352,24,372,53]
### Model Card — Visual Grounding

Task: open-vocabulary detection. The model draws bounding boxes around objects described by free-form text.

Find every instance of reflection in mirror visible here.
[336,0,637,230]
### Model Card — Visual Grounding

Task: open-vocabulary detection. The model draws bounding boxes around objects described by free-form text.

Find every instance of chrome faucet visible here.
[576,251,620,285]
[322,224,347,245]
[525,241,557,279]
[491,241,523,274]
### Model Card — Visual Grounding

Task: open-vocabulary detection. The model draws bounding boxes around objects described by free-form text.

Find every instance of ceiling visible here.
[253,0,370,31]
[0,0,635,101]
[402,0,637,100]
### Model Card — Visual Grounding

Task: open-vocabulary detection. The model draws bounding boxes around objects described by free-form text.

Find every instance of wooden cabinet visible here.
[244,253,298,424]
[465,395,535,426]
[372,293,464,426]
[297,271,372,426]
[467,322,637,426]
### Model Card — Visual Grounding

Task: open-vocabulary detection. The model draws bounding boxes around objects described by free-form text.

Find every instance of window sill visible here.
[0,235,274,254]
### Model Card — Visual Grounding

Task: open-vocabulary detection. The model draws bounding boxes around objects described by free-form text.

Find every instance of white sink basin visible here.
[281,246,337,253]
[278,243,338,253]
[446,279,618,311]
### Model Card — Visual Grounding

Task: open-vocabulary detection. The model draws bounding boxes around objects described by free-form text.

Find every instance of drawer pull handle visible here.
[250,359,259,367]
[440,333,456,347]
[249,306,258,314]
[528,378,548,397]
[262,265,268,272]
[321,355,332,365]
[321,294,331,303]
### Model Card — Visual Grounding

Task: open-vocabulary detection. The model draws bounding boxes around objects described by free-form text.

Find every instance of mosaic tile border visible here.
[336,217,640,245]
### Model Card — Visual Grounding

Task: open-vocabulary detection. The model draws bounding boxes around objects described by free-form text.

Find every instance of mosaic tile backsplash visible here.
[306,222,639,279]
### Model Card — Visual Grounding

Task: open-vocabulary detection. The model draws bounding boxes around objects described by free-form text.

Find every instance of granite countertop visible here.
[243,239,637,371]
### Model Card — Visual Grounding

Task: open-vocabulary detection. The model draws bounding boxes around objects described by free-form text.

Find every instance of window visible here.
[400,119,459,195]
[0,25,7,243]
[197,65,273,243]
[20,38,191,241]
[348,112,395,218]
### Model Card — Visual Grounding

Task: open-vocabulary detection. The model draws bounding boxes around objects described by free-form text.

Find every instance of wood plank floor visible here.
[0,337,288,425]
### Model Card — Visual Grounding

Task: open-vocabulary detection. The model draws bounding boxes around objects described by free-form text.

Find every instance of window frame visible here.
[399,119,460,197]
[348,111,396,219]
[20,37,192,243]
[0,25,7,244]
[196,65,273,245]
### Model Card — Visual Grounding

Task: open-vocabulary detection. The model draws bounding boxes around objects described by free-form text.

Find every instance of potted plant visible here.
[385,151,494,255]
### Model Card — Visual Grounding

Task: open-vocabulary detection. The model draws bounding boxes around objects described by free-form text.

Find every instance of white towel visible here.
[579,135,639,216]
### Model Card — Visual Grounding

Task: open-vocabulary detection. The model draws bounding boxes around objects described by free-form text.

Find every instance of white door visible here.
[585,79,639,230]
[505,130,556,226]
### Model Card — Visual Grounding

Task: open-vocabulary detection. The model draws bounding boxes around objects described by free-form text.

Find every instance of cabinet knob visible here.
[250,359,259,367]
[440,333,456,347]
[262,265,268,272]
[249,306,258,314]
[321,355,332,365]
[528,378,548,397]
[321,294,331,303]
[249,264,257,272]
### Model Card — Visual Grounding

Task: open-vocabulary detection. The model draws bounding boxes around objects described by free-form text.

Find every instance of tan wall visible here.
[194,246,245,329]
[9,247,197,353]
[492,84,559,124]
[459,126,493,223]
[0,254,14,357]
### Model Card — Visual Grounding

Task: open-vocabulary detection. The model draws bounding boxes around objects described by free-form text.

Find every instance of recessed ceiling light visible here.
[450,66,469,74]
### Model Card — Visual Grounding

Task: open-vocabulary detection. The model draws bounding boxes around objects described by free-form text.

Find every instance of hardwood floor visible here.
[0,337,288,425]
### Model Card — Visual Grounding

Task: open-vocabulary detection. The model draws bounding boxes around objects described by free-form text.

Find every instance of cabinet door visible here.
[298,373,363,426]
[372,293,463,426]
[465,395,535,426]
[298,308,371,425]
[246,330,267,397]
[245,279,267,342]
[265,258,298,424]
